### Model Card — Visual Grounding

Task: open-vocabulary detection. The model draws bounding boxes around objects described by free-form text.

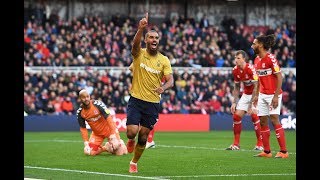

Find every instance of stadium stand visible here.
[24,0,296,116]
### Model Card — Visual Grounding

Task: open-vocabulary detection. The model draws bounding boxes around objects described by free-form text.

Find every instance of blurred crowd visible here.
[24,68,296,116]
[24,14,296,116]
[24,15,296,68]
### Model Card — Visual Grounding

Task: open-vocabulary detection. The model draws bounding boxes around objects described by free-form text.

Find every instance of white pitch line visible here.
[157,145,297,155]
[24,140,296,155]
[24,166,169,180]
[158,173,296,178]
[24,166,295,179]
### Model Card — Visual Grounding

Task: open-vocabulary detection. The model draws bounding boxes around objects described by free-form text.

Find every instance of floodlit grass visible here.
[25,131,296,179]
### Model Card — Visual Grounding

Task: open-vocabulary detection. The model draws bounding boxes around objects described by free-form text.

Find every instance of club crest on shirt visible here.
[93,109,99,115]
[274,65,280,72]
[262,63,265,68]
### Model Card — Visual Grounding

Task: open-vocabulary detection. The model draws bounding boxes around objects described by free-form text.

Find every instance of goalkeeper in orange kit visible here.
[76,89,127,156]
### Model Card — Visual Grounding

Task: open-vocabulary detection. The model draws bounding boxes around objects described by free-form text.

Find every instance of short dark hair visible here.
[235,50,249,62]
[145,30,158,39]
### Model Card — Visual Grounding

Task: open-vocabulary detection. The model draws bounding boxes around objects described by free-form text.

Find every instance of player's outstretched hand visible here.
[84,141,91,155]
[138,12,148,30]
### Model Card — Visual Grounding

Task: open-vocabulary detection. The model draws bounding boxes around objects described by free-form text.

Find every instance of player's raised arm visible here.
[131,12,148,57]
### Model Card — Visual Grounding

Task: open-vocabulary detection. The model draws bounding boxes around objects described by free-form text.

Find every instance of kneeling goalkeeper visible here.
[76,89,127,156]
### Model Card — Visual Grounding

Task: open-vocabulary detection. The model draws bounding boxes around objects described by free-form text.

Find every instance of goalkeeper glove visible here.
[84,141,91,155]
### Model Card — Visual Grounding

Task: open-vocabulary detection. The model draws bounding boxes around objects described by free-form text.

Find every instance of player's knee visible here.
[233,114,242,122]
[126,126,139,139]
[126,131,136,139]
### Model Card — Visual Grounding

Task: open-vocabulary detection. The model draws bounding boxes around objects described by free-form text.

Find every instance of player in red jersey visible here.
[251,34,288,158]
[226,50,263,151]
[77,89,127,156]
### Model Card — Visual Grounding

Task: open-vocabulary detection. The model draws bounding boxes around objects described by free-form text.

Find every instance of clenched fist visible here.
[138,12,148,30]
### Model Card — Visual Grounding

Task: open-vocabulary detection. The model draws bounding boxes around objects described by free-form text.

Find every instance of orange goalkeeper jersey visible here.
[76,100,118,138]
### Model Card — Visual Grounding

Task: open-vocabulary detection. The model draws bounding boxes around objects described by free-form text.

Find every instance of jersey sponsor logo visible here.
[140,63,161,74]
[87,115,101,122]
[256,68,272,76]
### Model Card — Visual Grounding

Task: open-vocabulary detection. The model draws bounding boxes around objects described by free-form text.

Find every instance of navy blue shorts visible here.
[126,96,160,130]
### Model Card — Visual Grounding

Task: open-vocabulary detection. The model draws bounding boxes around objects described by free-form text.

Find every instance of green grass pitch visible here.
[24,131,296,179]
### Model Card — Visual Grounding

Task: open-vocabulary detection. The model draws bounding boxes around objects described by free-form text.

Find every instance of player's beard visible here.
[148,43,158,55]
[149,48,157,55]
[253,48,259,55]
[82,100,90,107]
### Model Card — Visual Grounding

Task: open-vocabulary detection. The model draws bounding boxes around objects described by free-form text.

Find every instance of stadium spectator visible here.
[225,50,263,151]
[199,14,210,29]
[252,34,288,158]
[125,13,174,173]
[76,89,128,156]
[61,96,74,115]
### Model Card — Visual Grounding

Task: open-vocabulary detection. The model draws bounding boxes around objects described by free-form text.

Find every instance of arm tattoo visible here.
[233,83,240,103]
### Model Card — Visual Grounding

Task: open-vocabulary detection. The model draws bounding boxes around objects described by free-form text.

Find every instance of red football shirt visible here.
[232,63,258,95]
[254,53,283,95]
